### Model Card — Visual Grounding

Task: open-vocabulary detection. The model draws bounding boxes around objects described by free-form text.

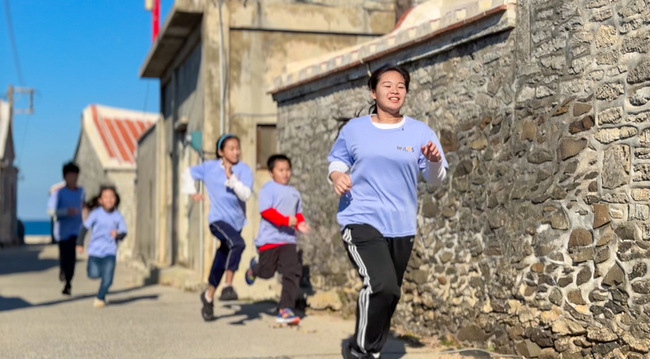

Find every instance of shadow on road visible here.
[108,294,159,305]
[340,331,432,359]
[0,244,60,276]
[0,285,157,312]
[218,300,306,326]
[0,296,32,312]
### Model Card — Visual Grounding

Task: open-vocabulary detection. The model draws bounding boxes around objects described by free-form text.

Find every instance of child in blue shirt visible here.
[244,154,310,325]
[76,185,127,308]
[329,65,447,359]
[182,133,254,321]
[47,162,85,296]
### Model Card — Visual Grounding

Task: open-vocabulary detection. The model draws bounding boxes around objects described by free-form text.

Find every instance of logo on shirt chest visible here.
[396,145,416,153]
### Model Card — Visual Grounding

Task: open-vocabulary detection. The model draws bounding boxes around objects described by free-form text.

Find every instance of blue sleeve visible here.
[258,185,273,212]
[83,210,96,230]
[418,127,449,170]
[117,213,127,234]
[189,163,205,181]
[240,165,254,189]
[327,127,353,166]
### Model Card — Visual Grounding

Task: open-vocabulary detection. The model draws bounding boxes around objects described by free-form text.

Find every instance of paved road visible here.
[0,244,473,359]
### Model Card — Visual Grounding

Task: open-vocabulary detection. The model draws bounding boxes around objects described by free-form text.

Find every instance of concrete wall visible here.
[0,133,18,246]
[135,125,160,264]
[75,130,109,202]
[272,0,650,357]
[156,37,204,271]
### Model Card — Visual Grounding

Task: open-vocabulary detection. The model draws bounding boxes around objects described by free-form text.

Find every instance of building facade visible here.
[74,104,159,259]
[137,0,401,291]
[0,100,18,247]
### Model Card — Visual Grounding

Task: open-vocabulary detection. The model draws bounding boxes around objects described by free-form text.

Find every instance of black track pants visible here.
[253,243,302,310]
[342,224,414,357]
[58,237,77,285]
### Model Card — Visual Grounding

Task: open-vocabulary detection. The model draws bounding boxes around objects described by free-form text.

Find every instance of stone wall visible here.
[273,0,650,357]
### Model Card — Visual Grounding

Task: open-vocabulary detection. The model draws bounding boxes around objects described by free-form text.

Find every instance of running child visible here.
[47,162,85,295]
[76,185,126,308]
[182,133,253,321]
[245,154,310,325]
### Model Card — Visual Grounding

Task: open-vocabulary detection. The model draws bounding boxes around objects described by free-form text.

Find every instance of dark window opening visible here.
[256,124,277,170]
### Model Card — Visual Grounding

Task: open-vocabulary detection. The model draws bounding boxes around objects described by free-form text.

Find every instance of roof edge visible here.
[139,5,203,78]
[269,0,517,95]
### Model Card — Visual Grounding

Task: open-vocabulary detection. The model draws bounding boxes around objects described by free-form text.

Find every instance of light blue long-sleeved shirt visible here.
[328,115,448,237]
[254,181,303,247]
[83,207,127,257]
[188,160,253,231]
[47,187,85,241]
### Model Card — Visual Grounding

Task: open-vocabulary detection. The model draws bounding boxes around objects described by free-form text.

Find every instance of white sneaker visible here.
[93,298,106,308]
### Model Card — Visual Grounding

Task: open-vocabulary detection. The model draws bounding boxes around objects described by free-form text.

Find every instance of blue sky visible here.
[1,1,172,219]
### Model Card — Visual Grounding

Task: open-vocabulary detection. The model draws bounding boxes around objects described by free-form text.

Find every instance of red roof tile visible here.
[91,105,156,165]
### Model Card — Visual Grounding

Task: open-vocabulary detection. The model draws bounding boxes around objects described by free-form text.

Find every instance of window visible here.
[256,124,278,170]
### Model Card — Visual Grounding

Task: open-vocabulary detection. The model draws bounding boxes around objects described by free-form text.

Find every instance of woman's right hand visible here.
[330,171,352,196]
[223,162,233,178]
[191,193,204,202]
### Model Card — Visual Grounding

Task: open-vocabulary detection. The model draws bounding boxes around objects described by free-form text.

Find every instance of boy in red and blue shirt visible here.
[245,154,310,325]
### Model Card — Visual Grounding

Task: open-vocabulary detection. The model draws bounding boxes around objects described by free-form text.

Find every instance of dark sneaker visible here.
[219,286,238,301]
[276,308,300,325]
[245,257,257,285]
[342,342,357,359]
[341,341,378,359]
[62,284,71,296]
[200,290,214,321]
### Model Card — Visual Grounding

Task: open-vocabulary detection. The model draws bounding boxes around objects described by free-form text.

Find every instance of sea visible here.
[23,220,52,236]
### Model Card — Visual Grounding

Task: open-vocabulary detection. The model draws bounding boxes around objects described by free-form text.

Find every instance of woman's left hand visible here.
[421,141,442,162]
[110,229,117,238]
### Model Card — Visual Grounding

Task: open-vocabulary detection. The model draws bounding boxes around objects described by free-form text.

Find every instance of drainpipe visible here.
[218,0,226,134]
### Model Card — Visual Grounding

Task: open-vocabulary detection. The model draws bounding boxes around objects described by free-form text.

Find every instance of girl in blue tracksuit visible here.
[329,64,448,359]
[76,185,126,308]
[182,133,253,321]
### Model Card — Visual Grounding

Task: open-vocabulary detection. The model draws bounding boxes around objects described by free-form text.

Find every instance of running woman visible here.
[328,64,448,359]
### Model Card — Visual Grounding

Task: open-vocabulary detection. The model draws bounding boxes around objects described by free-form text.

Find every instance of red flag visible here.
[152,0,160,42]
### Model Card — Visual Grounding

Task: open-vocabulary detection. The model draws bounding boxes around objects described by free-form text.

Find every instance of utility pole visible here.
[7,85,34,115]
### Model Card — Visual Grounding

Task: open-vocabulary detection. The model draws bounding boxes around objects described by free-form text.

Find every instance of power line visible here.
[3,0,25,85]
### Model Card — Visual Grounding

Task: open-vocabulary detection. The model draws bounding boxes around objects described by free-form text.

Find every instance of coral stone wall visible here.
[274,0,650,357]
